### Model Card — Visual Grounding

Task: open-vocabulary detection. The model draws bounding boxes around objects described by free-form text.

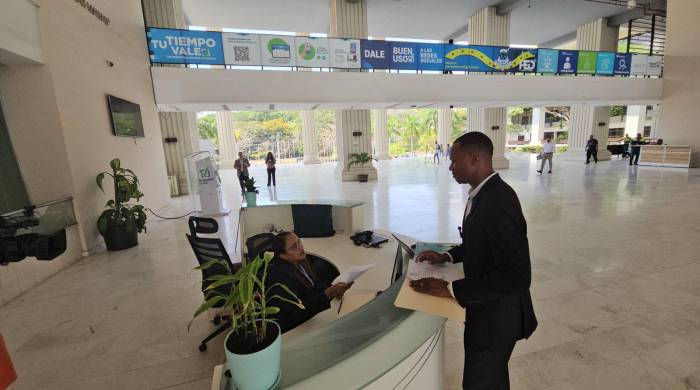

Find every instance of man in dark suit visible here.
[266,231,352,333]
[410,131,537,390]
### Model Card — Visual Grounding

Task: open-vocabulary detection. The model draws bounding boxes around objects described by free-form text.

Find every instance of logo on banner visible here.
[268,38,291,58]
[361,40,389,69]
[614,53,631,75]
[299,43,316,60]
[148,28,224,64]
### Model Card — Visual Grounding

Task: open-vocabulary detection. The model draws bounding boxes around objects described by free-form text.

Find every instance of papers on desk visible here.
[414,242,454,256]
[333,263,375,284]
[407,259,464,283]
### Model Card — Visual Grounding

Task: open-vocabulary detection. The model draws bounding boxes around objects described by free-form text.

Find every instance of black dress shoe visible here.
[548,171,552,173]
[537,170,542,173]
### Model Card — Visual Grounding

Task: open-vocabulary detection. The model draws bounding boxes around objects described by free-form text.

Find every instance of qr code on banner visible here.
[234,46,249,62]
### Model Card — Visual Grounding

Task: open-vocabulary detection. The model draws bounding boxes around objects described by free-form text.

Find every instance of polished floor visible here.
[2,153,700,389]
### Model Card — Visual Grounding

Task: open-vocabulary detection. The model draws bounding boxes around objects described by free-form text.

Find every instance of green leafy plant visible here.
[347,152,372,168]
[96,158,146,236]
[243,176,259,194]
[190,253,303,349]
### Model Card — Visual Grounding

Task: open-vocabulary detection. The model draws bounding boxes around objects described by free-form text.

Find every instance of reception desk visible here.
[639,145,697,168]
[213,201,447,389]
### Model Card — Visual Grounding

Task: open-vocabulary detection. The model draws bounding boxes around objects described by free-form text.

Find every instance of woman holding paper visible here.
[266,232,353,333]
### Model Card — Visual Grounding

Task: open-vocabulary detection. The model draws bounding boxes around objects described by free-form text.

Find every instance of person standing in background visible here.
[629,133,644,165]
[266,152,277,186]
[445,143,452,163]
[585,135,599,164]
[433,140,442,164]
[537,137,555,174]
[234,152,250,192]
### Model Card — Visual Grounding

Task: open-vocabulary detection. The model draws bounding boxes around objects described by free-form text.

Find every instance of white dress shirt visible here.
[445,172,498,298]
[542,142,555,154]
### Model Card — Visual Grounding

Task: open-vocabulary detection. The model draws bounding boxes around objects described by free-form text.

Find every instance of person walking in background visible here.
[585,135,599,164]
[433,140,442,164]
[234,151,250,192]
[629,133,644,165]
[266,152,277,186]
[537,137,555,174]
[445,143,452,161]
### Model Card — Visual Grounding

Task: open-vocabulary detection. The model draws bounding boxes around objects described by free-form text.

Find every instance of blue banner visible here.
[537,49,558,73]
[491,47,538,73]
[147,28,224,65]
[361,40,390,69]
[389,42,418,70]
[443,44,469,71]
[614,53,631,75]
[596,52,615,75]
[417,43,444,71]
[558,50,578,74]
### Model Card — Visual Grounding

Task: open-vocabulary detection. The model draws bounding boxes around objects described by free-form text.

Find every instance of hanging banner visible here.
[361,40,390,69]
[577,51,597,74]
[417,43,444,71]
[443,44,469,71]
[295,37,330,67]
[147,28,224,65]
[614,53,631,75]
[329,38,361,68]
[389,42,418,70]
[444,45,495,72]
[630,54,648,76]
[536,49,559,73]
[646,55,663,76]
[595,52,615,75]
[222,33,261,66]
[558,50,578,74]
[260,35,297,66]
[491,47,537,72]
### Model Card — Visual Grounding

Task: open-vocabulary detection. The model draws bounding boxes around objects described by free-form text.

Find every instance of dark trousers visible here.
[237,172,248,191]
[463,340,517,390]
[586,150,598,163]
[630,148,640,165]
[267,168,276,186]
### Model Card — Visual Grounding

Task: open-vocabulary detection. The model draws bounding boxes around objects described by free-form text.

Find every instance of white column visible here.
[529,108,546,145]
[562,17,616,161]
[143,0,200,194]
[438,108,451,152]
[329,0,377,181]
[301,110,321,164]
[215,111,238,169]
[467,6,510,169]
[624,105,647,137]
[374,109,391,159]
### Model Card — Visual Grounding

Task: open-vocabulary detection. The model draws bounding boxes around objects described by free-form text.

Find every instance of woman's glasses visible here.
[285,238,303,253]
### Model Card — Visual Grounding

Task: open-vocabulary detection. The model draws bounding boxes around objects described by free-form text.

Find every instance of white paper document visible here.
[333,263,375,284]
[407,259,464,283]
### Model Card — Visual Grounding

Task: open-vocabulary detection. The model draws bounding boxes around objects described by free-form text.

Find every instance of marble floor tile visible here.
[2,156,700,389]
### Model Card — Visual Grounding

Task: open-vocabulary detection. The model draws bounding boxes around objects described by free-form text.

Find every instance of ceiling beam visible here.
[497,0,529,15]
[539,31,577,49]
[445,24,469,41]
[607,8,645,26]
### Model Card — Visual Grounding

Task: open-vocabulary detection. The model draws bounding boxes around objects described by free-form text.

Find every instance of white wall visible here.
[152,67,663,112]
[0,0,171,305]
[0,0,42,64]
[657,0,700,147]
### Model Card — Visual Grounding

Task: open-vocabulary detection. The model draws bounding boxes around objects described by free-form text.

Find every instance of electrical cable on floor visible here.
[145,208,201,220]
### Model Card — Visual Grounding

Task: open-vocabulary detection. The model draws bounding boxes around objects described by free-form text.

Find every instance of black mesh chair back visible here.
[307,253,340,286]
[186,217,238,298]
[245,233,276,262]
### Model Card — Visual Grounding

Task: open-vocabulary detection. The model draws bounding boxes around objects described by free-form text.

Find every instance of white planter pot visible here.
[224,323,281,390]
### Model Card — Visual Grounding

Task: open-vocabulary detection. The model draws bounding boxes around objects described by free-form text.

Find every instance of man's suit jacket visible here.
[266,258,331,333]
[448,174,538,347]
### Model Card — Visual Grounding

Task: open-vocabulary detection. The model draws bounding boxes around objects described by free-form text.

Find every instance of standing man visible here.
[537,137,555,174]
[585,134,598,164]
[433,140,442,164]
[410,132,537,390]
[234,152,250,192]
[629,133,643,165]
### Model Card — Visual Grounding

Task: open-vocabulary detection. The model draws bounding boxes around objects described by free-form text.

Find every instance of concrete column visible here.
[301,110,321,164]
[529,107,546,145]
[374,109,391,159]
[329,0,377,181]
[438,108,451,152]
[143,0,200,194]
[467,6,510,169]
[215,111,238,169]
[624,105,647,137]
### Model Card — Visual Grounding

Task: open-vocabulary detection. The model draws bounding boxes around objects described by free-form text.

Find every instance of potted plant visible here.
[242,176,259,206]
[191,253,302,390]
[96,158,147,251]
[348,152,372,182]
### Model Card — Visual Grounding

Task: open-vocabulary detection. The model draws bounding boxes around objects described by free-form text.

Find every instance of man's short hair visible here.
[454,131,494,157]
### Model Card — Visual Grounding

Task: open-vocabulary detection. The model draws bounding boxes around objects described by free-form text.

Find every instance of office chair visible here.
[186,217,240,352]
[245,232,275,262]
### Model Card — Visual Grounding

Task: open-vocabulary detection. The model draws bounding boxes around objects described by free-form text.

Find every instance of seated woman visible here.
[266,231,353,333]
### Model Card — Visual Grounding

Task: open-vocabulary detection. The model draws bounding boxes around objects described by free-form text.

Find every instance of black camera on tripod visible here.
[1,206,67,266]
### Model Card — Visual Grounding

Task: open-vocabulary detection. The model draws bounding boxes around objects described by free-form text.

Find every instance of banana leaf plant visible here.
[96,158,147,236]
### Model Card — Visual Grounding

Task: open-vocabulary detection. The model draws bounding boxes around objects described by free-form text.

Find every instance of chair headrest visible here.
[188,217,219,235]
[245,233,276,261]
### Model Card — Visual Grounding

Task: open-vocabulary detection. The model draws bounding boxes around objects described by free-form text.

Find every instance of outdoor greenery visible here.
[197,114,218,146]
[348,152,372,168]
[95,158,147,236]
[387,108,467,156]
[610,106,626,117]
[190,253,302,348]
